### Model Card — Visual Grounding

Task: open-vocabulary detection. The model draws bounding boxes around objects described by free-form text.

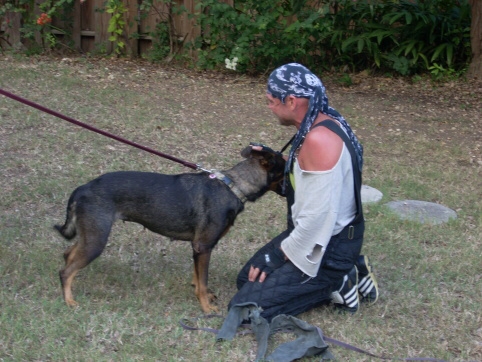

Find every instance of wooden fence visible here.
[0,0,233,56]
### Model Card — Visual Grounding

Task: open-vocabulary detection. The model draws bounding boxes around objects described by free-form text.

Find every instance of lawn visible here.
[0,55,481,361]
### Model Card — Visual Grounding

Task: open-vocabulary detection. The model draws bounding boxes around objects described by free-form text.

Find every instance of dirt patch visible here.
[1,55,481,169]
[49,56,482,146]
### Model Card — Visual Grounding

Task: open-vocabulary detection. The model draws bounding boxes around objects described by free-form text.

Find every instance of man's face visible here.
[266,93,292,126]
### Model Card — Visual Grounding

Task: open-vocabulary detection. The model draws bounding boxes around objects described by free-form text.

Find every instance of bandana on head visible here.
[267,63,363,176]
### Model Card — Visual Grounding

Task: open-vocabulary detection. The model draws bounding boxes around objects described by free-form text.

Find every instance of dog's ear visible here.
[242,145,286,172]
[241,146,253,158]
[241,145,286,167]
[241,146,273,163]
[241,143,279,159]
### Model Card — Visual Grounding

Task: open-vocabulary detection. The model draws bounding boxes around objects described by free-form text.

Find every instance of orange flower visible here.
[36,13,52,26]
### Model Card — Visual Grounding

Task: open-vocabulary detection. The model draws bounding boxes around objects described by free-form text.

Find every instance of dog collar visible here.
[209,171,248,203]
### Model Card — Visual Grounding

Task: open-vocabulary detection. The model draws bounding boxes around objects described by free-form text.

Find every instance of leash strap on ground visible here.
[180,314,253,336]
[179,314,448,362]
[0,87,199,170]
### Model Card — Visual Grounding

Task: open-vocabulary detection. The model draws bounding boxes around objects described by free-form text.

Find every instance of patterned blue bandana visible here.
[267,63,363,175]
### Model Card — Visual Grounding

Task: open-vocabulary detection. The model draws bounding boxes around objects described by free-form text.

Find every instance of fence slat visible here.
[1,0,235,57]
[1,12,22,49]
[73,0,82,51]
[124,0,139,56]
[95,0,112,53]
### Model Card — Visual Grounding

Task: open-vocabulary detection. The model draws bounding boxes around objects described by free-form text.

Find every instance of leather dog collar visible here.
[210,171,248,203]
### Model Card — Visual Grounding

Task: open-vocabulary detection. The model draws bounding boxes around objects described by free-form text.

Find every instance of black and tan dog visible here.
[54,146,285,313]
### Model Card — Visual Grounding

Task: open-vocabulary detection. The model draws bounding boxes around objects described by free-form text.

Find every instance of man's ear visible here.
[286,95,297,110]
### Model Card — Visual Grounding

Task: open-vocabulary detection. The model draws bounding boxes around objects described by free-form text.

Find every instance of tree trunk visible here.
[468,0,482,79]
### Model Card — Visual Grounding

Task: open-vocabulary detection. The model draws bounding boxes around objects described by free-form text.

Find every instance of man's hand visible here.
[249,248,286,283]
[249,142,282,156]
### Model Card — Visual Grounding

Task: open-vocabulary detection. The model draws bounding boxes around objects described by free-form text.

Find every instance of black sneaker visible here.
[356,255,379,304]
[331,265,359,313]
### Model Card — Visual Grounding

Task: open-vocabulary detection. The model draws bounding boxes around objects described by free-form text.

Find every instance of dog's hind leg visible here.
[60,241,84,306]
[60,220,111,307]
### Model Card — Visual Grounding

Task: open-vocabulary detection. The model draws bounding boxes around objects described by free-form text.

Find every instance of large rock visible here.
[384,200,457,225]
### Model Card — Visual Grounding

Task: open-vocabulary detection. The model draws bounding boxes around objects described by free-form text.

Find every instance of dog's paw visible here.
[204,303,219,314]
[199,295,219,314]
[65,299,79,307]
[208,290,218,302]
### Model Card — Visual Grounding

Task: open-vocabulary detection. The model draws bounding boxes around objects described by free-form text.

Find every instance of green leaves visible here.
[106,0,127,55]
[432,43,454,66]
[193,0,293,73]
[192,0,470,76]
[332,0,470,74]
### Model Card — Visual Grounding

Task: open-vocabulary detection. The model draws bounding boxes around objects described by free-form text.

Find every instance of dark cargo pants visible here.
[228,221,364,322]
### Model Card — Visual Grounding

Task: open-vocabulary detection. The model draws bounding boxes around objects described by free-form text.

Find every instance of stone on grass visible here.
[385,200,457,225]
[361,185,383,204]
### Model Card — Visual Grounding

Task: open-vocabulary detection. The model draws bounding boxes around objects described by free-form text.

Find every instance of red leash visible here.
[0,88,200,170]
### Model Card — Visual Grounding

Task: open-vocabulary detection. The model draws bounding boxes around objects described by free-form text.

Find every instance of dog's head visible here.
[241,144,286,196]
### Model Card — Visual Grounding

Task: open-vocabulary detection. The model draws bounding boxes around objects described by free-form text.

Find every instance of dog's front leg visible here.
[192,249,218,313]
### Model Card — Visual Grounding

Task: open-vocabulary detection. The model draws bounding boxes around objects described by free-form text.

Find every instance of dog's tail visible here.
[54,199,77,240]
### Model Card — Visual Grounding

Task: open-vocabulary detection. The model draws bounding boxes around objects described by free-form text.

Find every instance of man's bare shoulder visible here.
[298,125,343,171]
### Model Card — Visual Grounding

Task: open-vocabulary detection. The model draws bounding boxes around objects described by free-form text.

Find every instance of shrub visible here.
[192,0,471,76]
[193,0,306,74]
[0,0,75,52]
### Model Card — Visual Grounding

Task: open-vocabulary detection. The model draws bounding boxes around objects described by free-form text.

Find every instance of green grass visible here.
[0,55,481,361]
